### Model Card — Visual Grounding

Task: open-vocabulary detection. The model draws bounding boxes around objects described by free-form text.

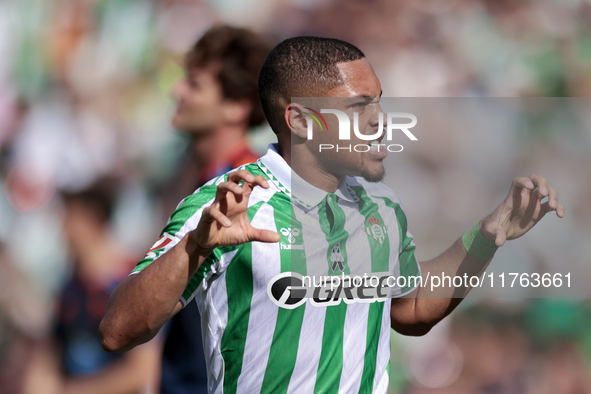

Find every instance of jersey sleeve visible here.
[392,201,421,296]
[130,175,225,307]
[370,183,421,297]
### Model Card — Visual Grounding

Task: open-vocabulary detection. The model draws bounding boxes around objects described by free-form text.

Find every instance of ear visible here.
[285,103,309,139]
[222,99,252,126]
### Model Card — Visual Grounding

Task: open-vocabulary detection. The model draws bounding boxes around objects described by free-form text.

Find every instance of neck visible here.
[282,137,342,193]
[191,124,248,168]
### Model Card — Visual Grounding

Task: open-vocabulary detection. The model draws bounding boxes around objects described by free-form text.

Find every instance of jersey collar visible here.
[257,143,356,209]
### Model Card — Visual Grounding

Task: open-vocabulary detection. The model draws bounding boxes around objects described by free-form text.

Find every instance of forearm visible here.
[99,234,210,352]
[415,237,492,321]
[391,224,496,335]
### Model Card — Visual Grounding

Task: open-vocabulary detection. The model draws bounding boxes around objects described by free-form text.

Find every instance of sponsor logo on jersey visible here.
[280,227,304,250]
[267,271,396,309]
[280,227,300,243]
[267,272,308,309]
[362,214,387,245]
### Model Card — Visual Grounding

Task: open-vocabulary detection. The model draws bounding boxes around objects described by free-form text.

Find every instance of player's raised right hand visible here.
[189,170,281,252]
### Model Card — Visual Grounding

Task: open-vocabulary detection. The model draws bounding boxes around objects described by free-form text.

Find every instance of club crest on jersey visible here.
[362,214,387,245]
[330,242,345,272]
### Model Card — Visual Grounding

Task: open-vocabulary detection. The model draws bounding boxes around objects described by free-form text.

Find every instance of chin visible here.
[360,167,385,183]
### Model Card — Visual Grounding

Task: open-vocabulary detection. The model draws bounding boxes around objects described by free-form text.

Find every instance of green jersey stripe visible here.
[375,196,421,293]
[314,195,351,394]
[235,201,284,393]
[220,201,264,394]
[346,184,390,393]
[319,194,351,275]
[261,196,307,393]
[286,205,326,394]
[349,185,390,273]
[314,303,348,394]
[360,302,385,393]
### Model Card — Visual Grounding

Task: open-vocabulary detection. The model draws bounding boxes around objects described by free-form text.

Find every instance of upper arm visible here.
[389,286,432,336]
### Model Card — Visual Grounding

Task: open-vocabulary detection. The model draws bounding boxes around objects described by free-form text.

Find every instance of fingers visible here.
[513,174,565,219]
[528,174,565,218]
[202,205,232,227]
[228,169,255,184]
[217,171,271,202]
[227,170,270,189]
[253,175,270,189]
[217,181,244,196]
[250,228,281,243]
[528,174,549,197]
[511,176,535,191]
[547,185,558,210]
[541,200,566,219]
[556,201,565,218]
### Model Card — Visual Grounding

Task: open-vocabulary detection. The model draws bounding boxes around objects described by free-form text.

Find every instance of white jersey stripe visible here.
[236,203,281,394]
[338,198,373,393]
[287,205,326,394]
[340,303,370,393]
[373,298,392,393]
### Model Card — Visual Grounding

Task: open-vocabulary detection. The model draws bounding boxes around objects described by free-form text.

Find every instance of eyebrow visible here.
[354,90,383,100]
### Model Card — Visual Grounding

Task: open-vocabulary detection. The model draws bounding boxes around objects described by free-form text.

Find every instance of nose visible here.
[369,105,385,128]
[171,79,186,101]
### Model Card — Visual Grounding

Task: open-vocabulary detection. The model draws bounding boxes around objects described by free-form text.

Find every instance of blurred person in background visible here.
[0,241,51,394]
[159,25,273,394]
[22,180,160,394]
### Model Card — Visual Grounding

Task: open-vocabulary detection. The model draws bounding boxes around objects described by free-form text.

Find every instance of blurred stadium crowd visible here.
[0,0,590,393]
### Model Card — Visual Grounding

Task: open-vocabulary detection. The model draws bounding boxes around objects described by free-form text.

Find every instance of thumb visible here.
[250,229,281,243]
[494,226,507,247]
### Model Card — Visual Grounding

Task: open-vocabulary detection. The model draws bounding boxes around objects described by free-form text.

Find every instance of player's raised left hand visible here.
[479,174,565,247]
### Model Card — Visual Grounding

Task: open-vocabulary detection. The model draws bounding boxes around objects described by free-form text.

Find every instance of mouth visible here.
[368,128,386,153]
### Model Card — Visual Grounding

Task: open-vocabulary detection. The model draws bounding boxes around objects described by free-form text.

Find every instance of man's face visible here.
[311,58,385,182]
[171,66,224,134]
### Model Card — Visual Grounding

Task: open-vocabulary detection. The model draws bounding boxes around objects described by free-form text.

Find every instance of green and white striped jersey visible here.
[132,144,421,394]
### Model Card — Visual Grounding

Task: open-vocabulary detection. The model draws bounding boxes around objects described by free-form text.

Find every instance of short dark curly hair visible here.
[258,36,365,134]
[185,25,273,128]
